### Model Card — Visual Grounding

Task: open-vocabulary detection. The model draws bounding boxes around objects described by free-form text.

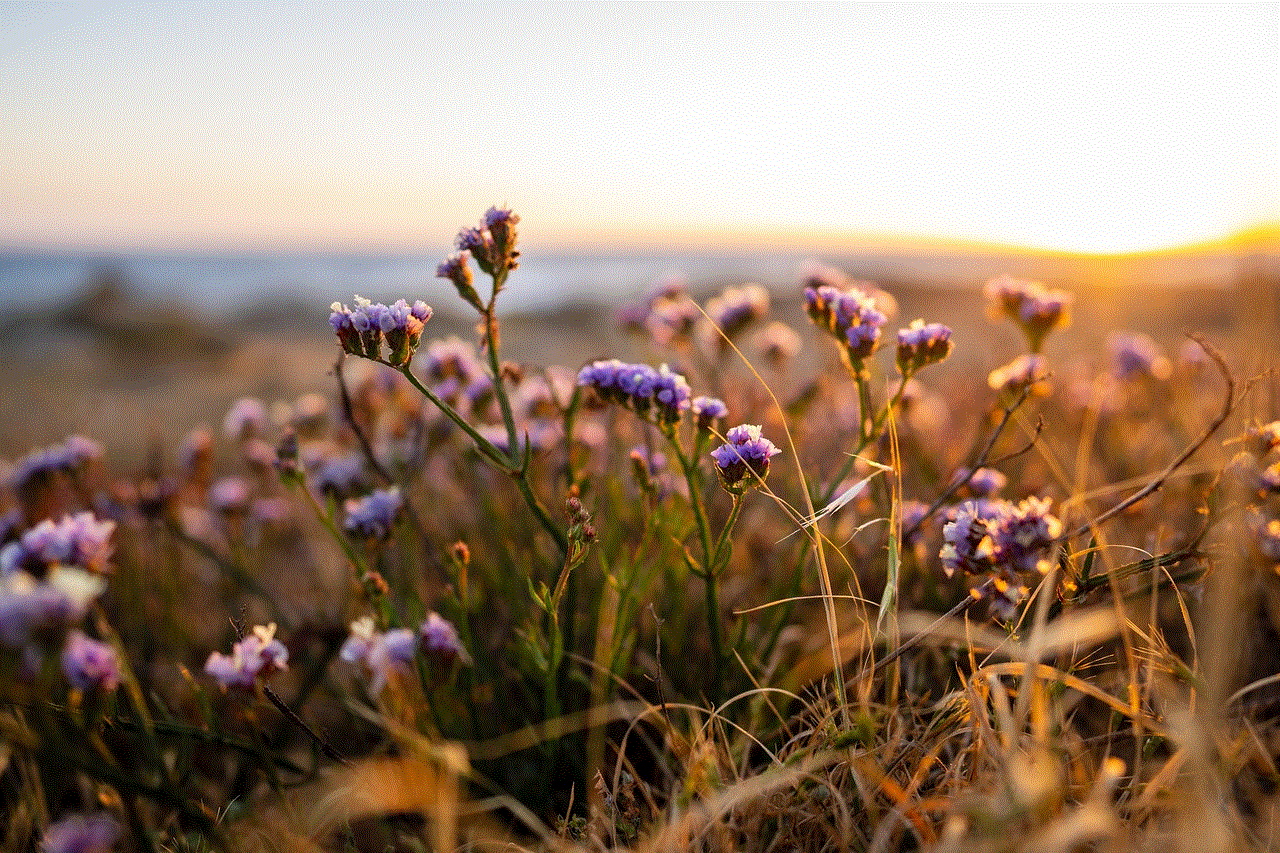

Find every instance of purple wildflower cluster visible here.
[204,623,288,690]
[437,251,484,313]
[710,424,782,493]
[222,397,267,441]
[1,565,106,650]
[576,361,693,426]
[329,296,433,366]
[341,612,468,693]
[940,497,1063,619]
[691,395,728,431]
[418,336,488,406]
[984,276,1072,352]
[1243,421,1280,458]
[896,319,954,375]
[952,467,1008,499]
[755,322,802,368]
[209,476,251,514]
[40,813,123,853]
[4,435,103,491]
[804,282,888,365]
[455,206,521,279]
[988,353,1050,395]
[61,630,122,692]
[1,512,116,576]
[306,451,367,498]
[1108,332,1172,381]
[343,487,403,540]
[701,283,770,352]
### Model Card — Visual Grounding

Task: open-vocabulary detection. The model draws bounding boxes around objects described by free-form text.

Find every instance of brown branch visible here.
[1067,334,1235,539]
[262,684,350,766]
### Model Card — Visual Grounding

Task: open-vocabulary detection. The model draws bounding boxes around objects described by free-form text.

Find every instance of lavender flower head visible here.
[805,284,887,365]
[343,487,403,540]
[61,630,121,692]
[40,813,123,853]
[457,207,520,278]
[1108,332,1172,381]
[987,354,1050,395]
[209,476,251,514]
[5,435,104,491]
[329,296,432,365]
[1,512,116,576]
[204,623,288,690]
[222,397,267,441]
[576,360,692,426]
[646,295,702,346]
[341,616,416,693]
[953,467,1008,499]
[983,276,1072,351]
[436,250,483,312]
[308,452,366,498]
[691,395,728,431]
[755,322,802,367]
[701,283,770,351]
[711,424,782,493]
[896,320,953,375]
[940,497,1062,619]
[1,567,106,648]
[420,611,471,666]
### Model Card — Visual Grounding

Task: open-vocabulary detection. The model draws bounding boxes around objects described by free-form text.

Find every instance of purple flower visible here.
[1108,332,1171,381]
[805,283,887,364]
[419,611,470,665]
[2,512,116,576]
[343,487,403,540]
[61,630,121,692]
[222,397,267,441]
[645,295,701,346]
[1251,511,1280,562]
[940,500,1004,578]
[209,477,251,514]
[1,568,105,647]
[702,283,769,350]
[437,250,484,312]
[5,436,104,491]
[987,354,1050,394]
[309,452,367,498]
[41,813,123,853]
[755,322,802,366]
[983,276,1072,351]
[691,395,728,431]
[952,467,1008,499]
[329,295,431,364]
[341,616,418,693]
[576,359,693,424]
[204,623,288,690]
[939,497,1062,619]
[896,320,953,374]
[711,424,782,492]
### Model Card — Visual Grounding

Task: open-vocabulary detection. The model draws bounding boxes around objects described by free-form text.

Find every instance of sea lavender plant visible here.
[61,630,121,692]
[710,424,782,494]
[204,623,288,690]
[222,397,267,441]
[1108,331,1172,381]
[329,296,433,366]
[40,813,123,853]
[940,497,1063,619]
[1,512,116,575]
[576,360,693,427]
[896,319,953,376]
[342,487,403,541]
[701,283,770,352]
[984,275,1072,352]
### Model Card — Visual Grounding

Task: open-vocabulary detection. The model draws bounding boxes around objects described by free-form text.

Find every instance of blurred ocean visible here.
[0,251,833,317]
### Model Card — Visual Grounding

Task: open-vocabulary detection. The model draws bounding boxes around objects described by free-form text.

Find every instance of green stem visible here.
[396,364,509,468]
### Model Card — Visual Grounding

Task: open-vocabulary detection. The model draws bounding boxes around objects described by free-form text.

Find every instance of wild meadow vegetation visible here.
[4,209,1280,852]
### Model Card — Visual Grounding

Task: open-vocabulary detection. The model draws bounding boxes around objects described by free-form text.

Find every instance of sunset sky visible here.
[1,2,1276,254]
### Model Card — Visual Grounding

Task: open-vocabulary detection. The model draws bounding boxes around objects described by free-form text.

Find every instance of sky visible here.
[0,2,1276,254]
